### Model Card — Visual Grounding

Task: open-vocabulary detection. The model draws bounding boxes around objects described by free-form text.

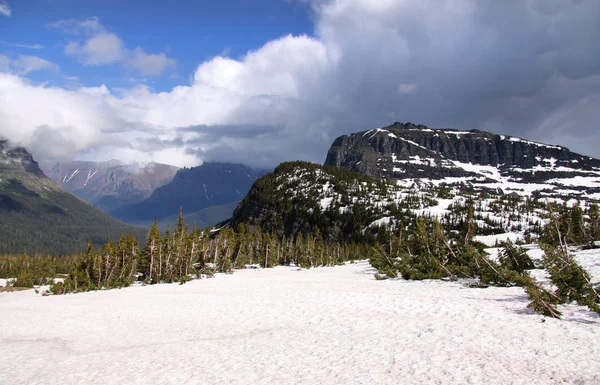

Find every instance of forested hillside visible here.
[0,140,141,255]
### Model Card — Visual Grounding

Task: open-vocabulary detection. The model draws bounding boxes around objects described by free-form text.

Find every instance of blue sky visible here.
[2,0,314,90]
[1,0,599,168]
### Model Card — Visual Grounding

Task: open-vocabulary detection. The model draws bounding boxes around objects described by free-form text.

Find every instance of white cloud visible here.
[0,1,11,17]
[0,41,44,49]
[49,16,104,35]
[2,0,600,168]
[0,55,9,72]
[126,48,176,76]
[12,55,59,74]
[65,32,124,65]
[56,17,176,75]
[0,55,59,75]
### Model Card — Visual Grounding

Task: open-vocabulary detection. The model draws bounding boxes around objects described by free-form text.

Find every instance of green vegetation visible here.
[1,210,369,293]
[0,175,141,255]
[2,160,599,321]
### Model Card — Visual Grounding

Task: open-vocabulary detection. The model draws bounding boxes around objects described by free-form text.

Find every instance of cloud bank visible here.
[1,0,599,168]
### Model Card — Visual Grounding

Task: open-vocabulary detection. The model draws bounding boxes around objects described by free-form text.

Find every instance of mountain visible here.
[111,162,269,226]
[0,140,141,255]
[230,161,550,244]
[231,123,600,244]
[231,161,393,241]
[325,122,600,200]
[40,160,178,212]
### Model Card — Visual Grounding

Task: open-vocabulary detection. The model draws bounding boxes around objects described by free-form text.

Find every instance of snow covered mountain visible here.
[325,122,600,201]
[232,124,600,244]
[231,161,550,245]
[40,160,178,212]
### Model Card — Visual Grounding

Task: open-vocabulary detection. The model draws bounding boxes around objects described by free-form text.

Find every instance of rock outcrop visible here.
[324,122,600,199]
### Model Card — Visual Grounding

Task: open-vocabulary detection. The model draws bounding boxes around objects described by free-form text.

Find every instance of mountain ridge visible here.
[325,122,600,200]
[111,162,269,224]
[40,160,179,212]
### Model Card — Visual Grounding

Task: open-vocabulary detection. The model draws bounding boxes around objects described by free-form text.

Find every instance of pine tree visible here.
[140,218,161,283]
[498,240,534,273]
[569,202,586,245]
[586,203,600,245]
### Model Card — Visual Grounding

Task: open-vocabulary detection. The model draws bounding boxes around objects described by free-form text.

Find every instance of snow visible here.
[397,137,435,153]
[366,216,392,229]
[475,232,523,247]
[575,248,600,280]
[549,176,600,188]
[414,198,454,217]
[506,136,562,150]
[320,196,333,210]
[1,261,599,385]
[65,169,80,183]
[83,169,97,187]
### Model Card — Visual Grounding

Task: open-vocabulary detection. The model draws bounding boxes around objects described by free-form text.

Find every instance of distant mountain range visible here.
[110,162,269,228]
[0,140,140,255]
[325,122,600,201]
[40,160,178,212]
[39,159,266,230]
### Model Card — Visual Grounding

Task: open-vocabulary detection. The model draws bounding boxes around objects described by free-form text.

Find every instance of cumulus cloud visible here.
[65,32,124,65]
[55,17,176,75]
[1,0,600,168]
[0,1,11,17]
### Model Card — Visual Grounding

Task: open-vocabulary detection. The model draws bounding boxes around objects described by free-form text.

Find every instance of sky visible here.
[1,0,599,168]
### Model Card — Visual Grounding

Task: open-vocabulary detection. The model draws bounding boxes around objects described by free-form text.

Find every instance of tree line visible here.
[1,209,370,294]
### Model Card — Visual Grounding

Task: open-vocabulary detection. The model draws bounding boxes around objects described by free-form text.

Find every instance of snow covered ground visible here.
[1,260,599,385]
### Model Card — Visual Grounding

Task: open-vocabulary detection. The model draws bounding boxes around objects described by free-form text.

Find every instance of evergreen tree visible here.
[140,218,161,283]
[586,203,600,245]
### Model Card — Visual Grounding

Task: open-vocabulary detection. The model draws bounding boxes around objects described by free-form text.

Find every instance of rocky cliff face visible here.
[325,122,600,200]
[40,160,178,212]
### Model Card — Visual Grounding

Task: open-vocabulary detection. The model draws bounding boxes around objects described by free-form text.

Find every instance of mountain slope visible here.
[325,122,600,200]
[231,161,549,244]
[0,140,141,255]
[112,162,268,224]
[40,160,178,212]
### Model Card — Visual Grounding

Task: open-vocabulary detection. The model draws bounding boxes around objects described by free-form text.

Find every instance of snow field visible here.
[1,260,599,385]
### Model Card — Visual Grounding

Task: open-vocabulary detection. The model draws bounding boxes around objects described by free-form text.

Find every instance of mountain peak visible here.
[0,139,47,179]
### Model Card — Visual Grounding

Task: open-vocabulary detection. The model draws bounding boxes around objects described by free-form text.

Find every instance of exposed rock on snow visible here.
[325,122,600,201]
